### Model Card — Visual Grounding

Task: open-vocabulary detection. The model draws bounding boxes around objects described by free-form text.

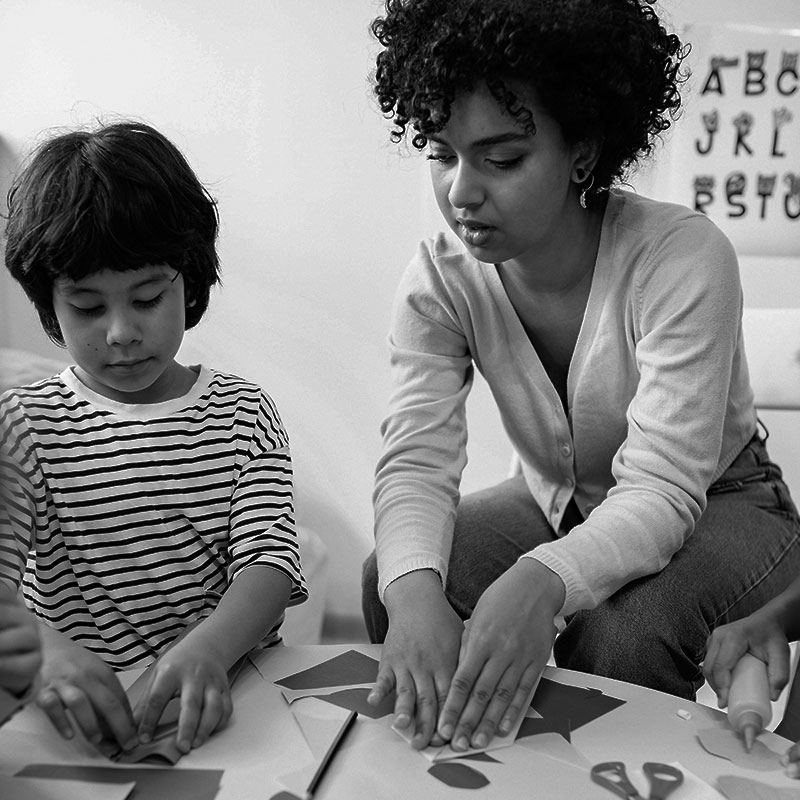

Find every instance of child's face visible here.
[52,264,188,403]
[426,83,587,271]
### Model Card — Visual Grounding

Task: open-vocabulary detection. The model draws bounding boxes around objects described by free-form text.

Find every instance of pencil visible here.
[304,709,358,799]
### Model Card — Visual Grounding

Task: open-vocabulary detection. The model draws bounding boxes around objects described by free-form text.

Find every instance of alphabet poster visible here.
[651,24,799,256]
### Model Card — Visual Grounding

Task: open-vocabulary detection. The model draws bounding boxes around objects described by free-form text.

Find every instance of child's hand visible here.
[0,595,42,695]
[436,558,561,752]
[781,745,800,778]
[134,641,232,753]
[36,629,137,749]
[703,613,790,708]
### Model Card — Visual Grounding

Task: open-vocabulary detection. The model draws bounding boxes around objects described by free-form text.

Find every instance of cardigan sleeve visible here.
[373,241,475,599]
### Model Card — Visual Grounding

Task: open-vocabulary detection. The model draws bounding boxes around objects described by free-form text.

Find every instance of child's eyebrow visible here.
[59,272,174,296]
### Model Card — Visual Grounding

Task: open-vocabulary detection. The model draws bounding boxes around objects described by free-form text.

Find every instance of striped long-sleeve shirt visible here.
[0,365,307,670]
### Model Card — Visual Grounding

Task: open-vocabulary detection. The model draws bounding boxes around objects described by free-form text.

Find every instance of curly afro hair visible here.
[371,0,688,197]
[4,121,220,345]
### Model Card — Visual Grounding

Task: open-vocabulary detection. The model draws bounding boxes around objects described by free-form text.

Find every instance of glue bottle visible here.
[727,653,772,752]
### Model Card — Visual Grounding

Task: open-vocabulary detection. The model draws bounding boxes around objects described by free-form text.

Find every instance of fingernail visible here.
[139,733,151,744]
[440,723,453,739]
[394,713,410,729]
[454,736,469,751]
[473,733,487,748]
[499,718,512,734]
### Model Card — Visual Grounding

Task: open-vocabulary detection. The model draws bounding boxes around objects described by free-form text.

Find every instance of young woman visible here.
[362,0,800,754]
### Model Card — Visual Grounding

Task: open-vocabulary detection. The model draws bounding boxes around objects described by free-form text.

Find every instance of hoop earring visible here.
[579,174,595,209]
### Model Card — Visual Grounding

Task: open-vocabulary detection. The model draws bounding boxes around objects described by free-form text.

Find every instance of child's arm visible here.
[703,575,800,708]
[35,621,138,749]
[134,565,291,753]
[0,592,41,696]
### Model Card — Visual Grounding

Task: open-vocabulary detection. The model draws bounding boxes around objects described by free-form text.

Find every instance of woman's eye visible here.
[488,156,524,169]
[426,153,454,164]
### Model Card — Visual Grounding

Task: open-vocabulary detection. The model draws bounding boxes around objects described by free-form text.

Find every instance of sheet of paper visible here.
[716,774,800,800]
[516,731,592,770]
[698,727,784,771]
[291,698,354,761]
[625,761,726,800]
[0,775,135,800]
[17,764,224,800]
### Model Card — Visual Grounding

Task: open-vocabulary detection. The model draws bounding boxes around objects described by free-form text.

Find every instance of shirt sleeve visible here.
[228,391,308,607]
[0,394,37,594]
[374,242,474,599]
[527,213,750,614]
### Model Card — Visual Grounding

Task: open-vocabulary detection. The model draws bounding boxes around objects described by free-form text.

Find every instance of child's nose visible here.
[106,311,141,346]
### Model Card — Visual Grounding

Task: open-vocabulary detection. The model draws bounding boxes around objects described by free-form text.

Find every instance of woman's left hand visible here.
[436,558,565,750]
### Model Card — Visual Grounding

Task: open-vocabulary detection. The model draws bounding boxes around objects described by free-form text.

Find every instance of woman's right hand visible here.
[36,625,138,751]
[367,570,463,749]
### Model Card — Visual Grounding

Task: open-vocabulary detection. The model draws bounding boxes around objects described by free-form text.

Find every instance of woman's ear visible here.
[571,140,602,185]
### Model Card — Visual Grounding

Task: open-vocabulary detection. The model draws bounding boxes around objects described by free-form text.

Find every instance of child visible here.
[361,0,800,753]
[704,578,800,776]
[0,121,307,754]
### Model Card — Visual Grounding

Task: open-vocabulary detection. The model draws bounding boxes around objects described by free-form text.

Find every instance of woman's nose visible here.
[448,161,485,209]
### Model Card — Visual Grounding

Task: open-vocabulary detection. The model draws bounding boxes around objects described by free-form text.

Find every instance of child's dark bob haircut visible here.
[4,121,220,345]
[372,0,688,200]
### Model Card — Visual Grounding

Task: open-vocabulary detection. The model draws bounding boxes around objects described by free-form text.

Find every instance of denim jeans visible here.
[361,432,800,700]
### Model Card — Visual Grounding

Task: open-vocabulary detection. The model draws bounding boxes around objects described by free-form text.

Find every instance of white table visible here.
[1,644,798,799]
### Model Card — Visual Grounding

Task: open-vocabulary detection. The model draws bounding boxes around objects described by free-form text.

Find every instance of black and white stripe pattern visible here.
[0,367,306,670]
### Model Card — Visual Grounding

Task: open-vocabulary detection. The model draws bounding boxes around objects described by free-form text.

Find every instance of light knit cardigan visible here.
[374,189,756,616]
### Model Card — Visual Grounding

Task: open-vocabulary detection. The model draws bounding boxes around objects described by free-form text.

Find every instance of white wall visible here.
[1,0,798,624]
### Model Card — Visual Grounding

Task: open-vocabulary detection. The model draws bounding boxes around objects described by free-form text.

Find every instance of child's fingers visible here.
[176,684,203,753]
[136,674,178,743]
[0,650,42,694]
[191,685,231,749]
[409,672,440,750]
[781,745,800,778]
[36,685,76,740]
[499,661,541,736]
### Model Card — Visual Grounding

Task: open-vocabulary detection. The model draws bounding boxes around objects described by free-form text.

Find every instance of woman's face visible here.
[426,83,589,271]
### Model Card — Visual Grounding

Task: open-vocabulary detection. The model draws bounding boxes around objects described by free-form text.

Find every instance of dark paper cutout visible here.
[516,715,572,742]
[531,678,625,732]
[275,650,380,690]
[318,686,396,719]
[428,762,491,789]
[17,764,223,800]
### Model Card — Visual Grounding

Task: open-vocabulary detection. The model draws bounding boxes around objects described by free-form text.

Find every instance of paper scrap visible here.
[717,774,800,800]
[17,764,224,800]
[0,775,135,800]
[428,762,490,789]
[291,700,354,761]
[698,728,783,772]
[531,677,625,732]
[275,650,379,690]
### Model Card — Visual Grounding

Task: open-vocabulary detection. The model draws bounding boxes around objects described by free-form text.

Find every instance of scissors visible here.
[591,761,683,800]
